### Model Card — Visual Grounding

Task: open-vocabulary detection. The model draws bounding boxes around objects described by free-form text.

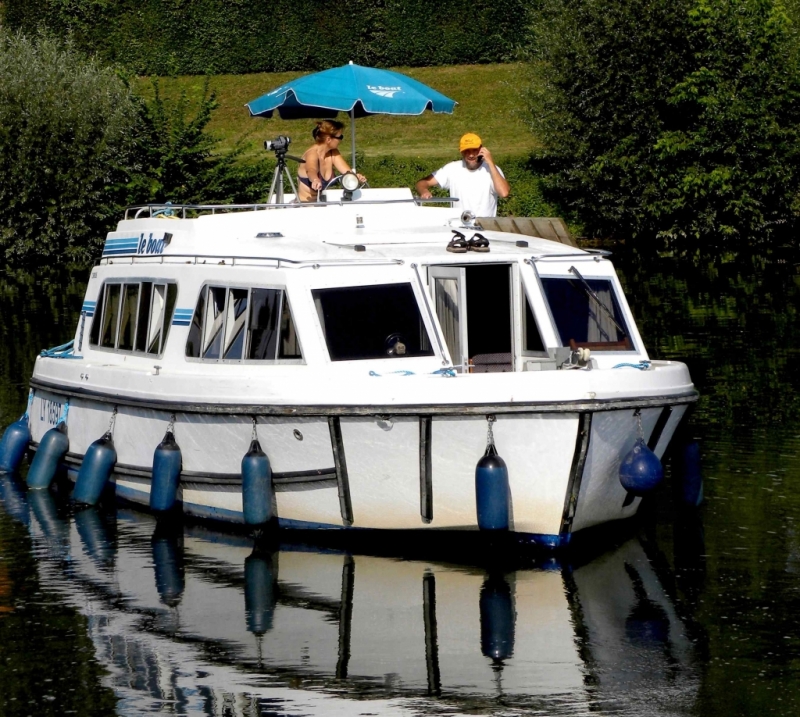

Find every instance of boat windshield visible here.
[541,276,632,350]
[313,283,434,361]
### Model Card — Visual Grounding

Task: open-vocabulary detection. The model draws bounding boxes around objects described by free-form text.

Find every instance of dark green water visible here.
[1,248,800,716]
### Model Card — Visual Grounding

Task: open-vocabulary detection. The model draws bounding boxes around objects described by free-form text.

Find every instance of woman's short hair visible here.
[313,119,345,143]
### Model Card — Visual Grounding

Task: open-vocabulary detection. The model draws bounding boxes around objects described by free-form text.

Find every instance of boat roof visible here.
[105,189,594,265]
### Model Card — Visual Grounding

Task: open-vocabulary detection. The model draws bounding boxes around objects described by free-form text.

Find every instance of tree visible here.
[528,0,800,250]
[0,31,270,268]
[0,30,140,266]
[130,79,268,206]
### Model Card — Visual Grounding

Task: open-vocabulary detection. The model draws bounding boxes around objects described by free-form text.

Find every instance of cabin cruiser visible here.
[18,187,697,546]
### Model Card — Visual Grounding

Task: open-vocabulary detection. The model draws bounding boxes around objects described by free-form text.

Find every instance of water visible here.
[2,248,800,716]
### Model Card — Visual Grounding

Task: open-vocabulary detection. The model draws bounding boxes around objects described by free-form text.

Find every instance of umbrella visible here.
[246,62,457,170]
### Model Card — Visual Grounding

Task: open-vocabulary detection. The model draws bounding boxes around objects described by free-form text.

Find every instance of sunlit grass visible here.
[132,63,539,163]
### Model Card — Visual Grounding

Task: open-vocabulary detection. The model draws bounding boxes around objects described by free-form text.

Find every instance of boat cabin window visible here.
[312,283,434,361]
[541,276,632,350]
[523,292,546,354]
[185,285,301,361]
[89,281,177,355]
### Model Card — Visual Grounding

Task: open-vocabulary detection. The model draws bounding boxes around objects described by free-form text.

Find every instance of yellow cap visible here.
[459,133,482,152]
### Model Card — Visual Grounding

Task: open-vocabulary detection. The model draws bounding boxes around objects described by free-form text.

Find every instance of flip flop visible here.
[468,233,490,252]
[447,230,469,253]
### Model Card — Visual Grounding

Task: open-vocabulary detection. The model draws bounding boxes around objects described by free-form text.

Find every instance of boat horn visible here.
[73,407,118,506]
[475,415,510,531]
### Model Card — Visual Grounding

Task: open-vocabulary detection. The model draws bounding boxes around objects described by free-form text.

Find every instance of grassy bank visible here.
[133,63,560,218]
[133,63,538,160]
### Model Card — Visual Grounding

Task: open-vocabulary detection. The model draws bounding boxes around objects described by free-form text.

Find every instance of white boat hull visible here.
[28,379,693,547]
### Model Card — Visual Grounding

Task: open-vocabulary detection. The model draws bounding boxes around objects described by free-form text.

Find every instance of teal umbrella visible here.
[246,62,457,170]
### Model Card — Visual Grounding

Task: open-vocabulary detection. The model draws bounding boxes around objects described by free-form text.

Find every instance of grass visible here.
[132,63,560,219]
[132,63,539,163]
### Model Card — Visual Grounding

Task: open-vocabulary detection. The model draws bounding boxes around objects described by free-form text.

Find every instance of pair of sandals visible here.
[446,230,490,253]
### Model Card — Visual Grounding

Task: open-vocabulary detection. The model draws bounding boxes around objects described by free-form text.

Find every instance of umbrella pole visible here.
[350,108,357,172]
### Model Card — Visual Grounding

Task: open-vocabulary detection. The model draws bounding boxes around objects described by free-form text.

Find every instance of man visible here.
[415,133,510,217]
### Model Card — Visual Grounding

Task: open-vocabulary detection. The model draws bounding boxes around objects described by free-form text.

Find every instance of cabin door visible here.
[429,264,515,373]
[429,266,468,370]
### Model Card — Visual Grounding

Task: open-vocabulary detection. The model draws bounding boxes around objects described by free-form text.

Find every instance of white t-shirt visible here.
[433,160,505,217]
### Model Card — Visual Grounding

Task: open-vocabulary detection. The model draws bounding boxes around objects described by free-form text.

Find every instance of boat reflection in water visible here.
[0,478,701,716]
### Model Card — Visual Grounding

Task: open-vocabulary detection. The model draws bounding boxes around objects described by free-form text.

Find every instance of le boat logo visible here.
[102,231,172,257]
[40,398,62,426]
[137,232,171,255]
[367,85,401,98]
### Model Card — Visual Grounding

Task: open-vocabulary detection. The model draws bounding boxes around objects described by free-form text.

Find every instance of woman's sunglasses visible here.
[331,134,344,140]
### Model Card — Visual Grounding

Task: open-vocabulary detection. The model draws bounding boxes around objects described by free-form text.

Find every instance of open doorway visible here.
[429,264,514,372]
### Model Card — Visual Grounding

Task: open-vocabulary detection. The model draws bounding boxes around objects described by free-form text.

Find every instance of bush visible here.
[528,0,800,250]
[131,79,270,205]
[0,30,140,265]
[2,0,527,75]
[0,31,273,267]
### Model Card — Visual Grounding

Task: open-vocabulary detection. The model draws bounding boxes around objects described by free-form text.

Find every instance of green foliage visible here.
[528,0,800,249]
[0,30,140,265]
[2,0,526,75]
[0,31,272,267]
[131,79,270,205]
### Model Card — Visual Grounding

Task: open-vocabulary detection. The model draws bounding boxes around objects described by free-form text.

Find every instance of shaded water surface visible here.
[2,247,800,716]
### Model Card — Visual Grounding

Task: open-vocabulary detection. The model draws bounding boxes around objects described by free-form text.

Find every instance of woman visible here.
[297,120,366,202]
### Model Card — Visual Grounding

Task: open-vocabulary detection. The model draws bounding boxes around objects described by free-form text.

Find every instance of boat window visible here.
[279,293,302,359]
[541,277,632,350]
[247,288,281,360]
[312,283,434,361]
[523,291,546,353]
[135,282,153,352]
[185,285,302,362]
[118,283,139,351]
[89,287,104,346]
[90,281,177,355]
[224,288,249,359]
[201,286,226,359]
[433,276,461,365]
[99,284,121,348]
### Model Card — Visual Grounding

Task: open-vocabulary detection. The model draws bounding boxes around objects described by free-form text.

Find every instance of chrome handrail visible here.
[123,197,459,220]
[99,253,405,269]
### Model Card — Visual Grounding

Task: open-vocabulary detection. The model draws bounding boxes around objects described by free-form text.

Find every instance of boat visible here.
[8,185,698,547]
[0,484,702,715]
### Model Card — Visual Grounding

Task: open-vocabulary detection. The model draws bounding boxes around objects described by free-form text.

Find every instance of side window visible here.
[247,288,281,360]
[186,285,301,362]
[90,281,177,355]
[541,276,632,350]
[523,291,546,354]
[118,283,139,351]
[99,284,121,348]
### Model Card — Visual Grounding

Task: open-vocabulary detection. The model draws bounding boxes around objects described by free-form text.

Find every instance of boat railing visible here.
[528,250,613,262]
[125,197,459,220]
[100,253,406,269]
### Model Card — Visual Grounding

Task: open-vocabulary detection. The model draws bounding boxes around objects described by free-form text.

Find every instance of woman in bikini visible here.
[297,120,366,202]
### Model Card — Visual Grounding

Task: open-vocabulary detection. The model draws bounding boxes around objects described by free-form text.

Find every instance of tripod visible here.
[267,149,303,204]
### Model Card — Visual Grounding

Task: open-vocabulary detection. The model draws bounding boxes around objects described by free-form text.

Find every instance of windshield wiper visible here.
[568,266,628,336]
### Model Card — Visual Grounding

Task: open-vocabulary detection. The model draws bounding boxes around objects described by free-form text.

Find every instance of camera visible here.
[264,136,291,153]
